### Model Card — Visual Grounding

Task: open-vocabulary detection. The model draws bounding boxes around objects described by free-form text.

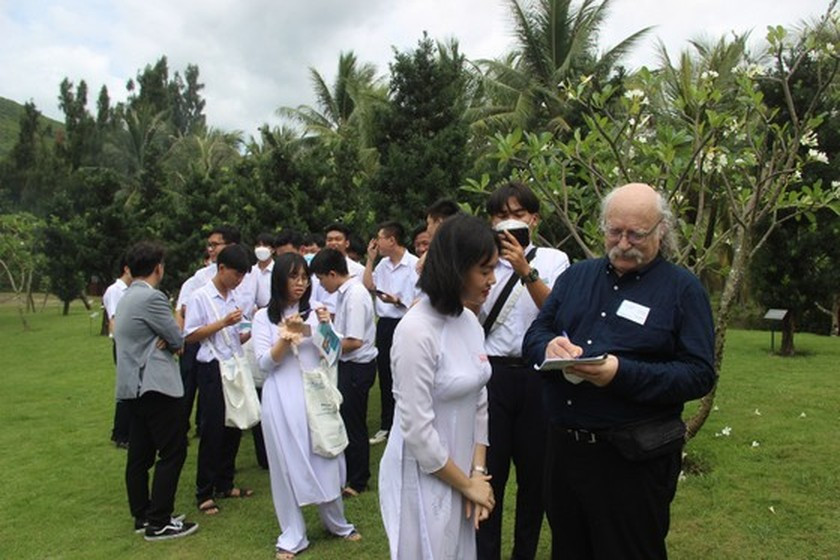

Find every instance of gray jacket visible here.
[114,281,184,400]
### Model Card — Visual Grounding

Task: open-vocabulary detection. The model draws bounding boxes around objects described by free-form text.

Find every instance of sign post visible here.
[763,309,788,353]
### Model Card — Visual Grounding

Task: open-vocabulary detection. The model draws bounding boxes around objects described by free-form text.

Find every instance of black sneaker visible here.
[144,518,198,541]
[135,513,187,535]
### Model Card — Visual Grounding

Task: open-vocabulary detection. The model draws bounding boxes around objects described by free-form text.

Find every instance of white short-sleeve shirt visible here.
[184,281,244,363]
[481,245,570,357]
[372,250,419,319]
[102,278,128,319]
[334,278,378,363]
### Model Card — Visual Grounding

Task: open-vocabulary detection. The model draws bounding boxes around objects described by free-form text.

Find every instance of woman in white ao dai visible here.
[379,215,500,560]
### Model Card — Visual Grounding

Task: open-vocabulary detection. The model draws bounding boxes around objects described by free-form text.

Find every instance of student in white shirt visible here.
[476,182,570,560]
[363,221,419,445]
[176,225,242,438]
[103,253,132,448]
[310,248,377,497]
[184,244,255,516]
[310,223,365,314]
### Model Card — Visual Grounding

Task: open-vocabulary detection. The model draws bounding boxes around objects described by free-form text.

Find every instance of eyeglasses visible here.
[604,217,663,244]
[207,241,226,249]
[289,274,310,285]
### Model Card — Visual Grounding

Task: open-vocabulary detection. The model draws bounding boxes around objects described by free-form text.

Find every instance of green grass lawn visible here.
[0,298,838,559]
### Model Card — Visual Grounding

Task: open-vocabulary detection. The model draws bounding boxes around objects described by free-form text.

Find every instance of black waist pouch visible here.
[605,416,686,461]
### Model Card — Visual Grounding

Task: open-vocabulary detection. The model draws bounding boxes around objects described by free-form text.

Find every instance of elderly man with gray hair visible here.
[523,183,715,559]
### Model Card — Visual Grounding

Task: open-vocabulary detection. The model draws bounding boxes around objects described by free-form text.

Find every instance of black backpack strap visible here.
[482,247,538,337]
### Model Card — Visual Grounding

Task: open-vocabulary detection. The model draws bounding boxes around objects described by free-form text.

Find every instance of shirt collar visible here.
[605,254,664,279]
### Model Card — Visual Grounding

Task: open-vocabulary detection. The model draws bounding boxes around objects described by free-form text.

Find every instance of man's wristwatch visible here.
[521,267,540,284]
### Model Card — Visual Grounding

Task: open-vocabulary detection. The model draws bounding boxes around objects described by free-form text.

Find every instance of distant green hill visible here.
[0,96,64,160]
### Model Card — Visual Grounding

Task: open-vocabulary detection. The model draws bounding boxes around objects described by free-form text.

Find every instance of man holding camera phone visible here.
[476,182,570,560]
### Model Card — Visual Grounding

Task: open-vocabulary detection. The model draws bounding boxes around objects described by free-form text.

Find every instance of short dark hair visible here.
[126,241,165,278]
[411,223,428,243]
[302,232,324,248]
[426,198,461,221]
[216,244,251,274]
[255,232,276,247]
[210,225,241,245]
[309,248,348,276]
[419,215,499,316]
[486,181,540,216]
[276,229,303,248]
[267,253,312,324]
[324,222,351,240]
[378,221,405,246]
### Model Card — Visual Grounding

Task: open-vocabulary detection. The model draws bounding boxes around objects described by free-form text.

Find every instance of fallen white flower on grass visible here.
[769,506,776,514]
[754,409,762,416]
[799,412,807,418]
[715,426,733,437]
[678,470,687,482]
[751,441,760,448]
[713,405,719,412]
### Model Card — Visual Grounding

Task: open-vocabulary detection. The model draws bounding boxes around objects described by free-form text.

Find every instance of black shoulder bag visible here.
[482,248,538,337]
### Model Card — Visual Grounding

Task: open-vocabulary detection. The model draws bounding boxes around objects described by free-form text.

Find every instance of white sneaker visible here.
[369,430,389,445]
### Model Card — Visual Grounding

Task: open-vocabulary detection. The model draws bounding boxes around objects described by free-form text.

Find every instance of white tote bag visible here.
[203,293,261,429]
[300,358,348,458]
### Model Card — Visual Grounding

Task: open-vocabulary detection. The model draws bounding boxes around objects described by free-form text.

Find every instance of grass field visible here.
[0,297,838,559]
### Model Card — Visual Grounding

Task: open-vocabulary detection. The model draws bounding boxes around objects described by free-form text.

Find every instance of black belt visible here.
[560,427,605,444]
[488,356,528,368]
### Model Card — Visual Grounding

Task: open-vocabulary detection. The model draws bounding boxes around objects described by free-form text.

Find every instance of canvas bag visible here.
[295,320,348,458]
[203,292,261,429]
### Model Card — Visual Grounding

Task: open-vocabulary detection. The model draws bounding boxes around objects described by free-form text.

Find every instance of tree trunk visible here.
[779,313,795,356]
[834,295,839,336]
[79,292,92,311]
[685,227,750,439]
[100,307,110,336]
[62,300,70,316]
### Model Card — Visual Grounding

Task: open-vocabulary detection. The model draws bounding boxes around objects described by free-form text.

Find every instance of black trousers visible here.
[337,359,376,492]
[251,387,268,469]
[179,341,200,435]
[544,424,683,560]
[375,317,400,432]
[195,360,243,502]
[477,360,547,560]
[125,391,188,526]
[111,340,131,443]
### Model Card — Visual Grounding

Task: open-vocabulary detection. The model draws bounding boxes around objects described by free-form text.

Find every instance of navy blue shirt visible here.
[522,256,715,430]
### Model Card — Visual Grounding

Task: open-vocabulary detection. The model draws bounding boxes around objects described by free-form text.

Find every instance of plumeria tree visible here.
[465,4,840,437]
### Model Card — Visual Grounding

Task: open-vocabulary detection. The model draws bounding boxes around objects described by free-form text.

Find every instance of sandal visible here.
[344,530,362,542]
[275,547,305,559]
[198,499,220,515]
[217,487,254,499]
[341,487,359,498]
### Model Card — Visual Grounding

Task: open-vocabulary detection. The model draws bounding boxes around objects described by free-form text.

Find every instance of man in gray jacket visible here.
[115,241,198,541]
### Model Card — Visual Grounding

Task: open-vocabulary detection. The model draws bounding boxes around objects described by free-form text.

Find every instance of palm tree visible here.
[278,51,385,147]
[470,0,651,134]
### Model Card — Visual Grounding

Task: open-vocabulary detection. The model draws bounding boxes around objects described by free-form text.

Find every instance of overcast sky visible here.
[0,0,831,138]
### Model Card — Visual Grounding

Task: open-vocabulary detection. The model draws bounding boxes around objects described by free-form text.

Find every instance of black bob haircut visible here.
[267,253,312,324]
[216,244,251,274]
[419,214,499,316]
[126,241,166,278]
[210,224,241,245]
[486,181,540,216]
[309,248,349,276]
[426,198,461,221]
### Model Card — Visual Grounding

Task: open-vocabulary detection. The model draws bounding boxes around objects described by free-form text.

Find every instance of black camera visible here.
[497,225,530,248]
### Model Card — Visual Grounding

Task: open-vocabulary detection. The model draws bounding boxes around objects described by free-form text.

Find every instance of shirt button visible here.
[587,339,592,345]
[600,311,606,317]
[613,285,618,291]
[566,400,572,406]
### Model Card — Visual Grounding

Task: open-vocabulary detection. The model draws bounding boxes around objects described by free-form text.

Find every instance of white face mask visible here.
[255,246,273,262]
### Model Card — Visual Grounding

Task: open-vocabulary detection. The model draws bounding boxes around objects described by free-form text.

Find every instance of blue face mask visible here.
[303,253,315,264]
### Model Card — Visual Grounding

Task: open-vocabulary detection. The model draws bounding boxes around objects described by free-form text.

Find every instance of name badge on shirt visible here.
[616,299,650,326]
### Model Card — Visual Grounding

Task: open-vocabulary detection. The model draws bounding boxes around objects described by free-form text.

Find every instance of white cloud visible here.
[0,0,830,137]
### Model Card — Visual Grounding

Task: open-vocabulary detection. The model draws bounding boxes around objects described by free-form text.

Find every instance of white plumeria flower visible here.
[769,506,776,514]
[721,426,732,436]
[713,405,720,411]
[751,441,761,448]
[678,470,687,482]
[808,149,829,164]
[800,130,819,148]
[799,412,807,418]
[754,408,761,416]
